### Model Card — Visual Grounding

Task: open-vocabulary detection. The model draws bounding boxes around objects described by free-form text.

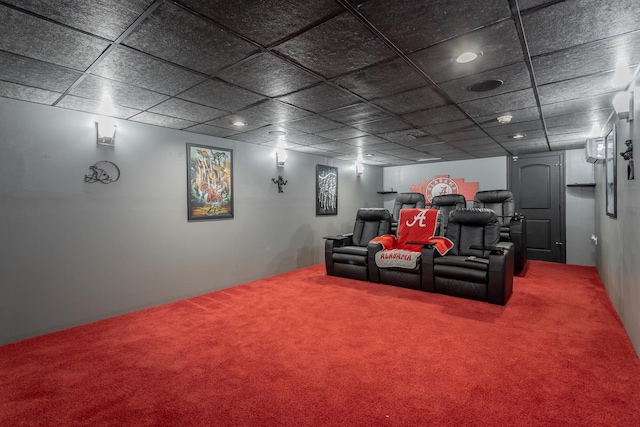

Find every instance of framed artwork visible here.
[187,143,233,221]
[605,126,617,218]
[316,164,338,216]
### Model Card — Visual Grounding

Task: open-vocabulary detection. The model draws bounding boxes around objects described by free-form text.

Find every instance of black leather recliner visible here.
[430,194,466,236]
[324,208,391,281]
[390,192,426,235]
[472,190,527,276]
[422,208,514,305]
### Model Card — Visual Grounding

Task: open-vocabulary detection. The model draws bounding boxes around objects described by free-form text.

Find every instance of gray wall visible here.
[382,156,508,211]
[565,149,596,266]
[0,97,383,345]
[595,90,640,356]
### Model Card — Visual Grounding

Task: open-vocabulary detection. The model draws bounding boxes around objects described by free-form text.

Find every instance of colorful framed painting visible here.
[187,143,233,221]
[316,164,338,216]
[605,125,617,218]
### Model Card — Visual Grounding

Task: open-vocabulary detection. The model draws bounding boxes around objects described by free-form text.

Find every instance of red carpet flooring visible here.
[1,261,640,426]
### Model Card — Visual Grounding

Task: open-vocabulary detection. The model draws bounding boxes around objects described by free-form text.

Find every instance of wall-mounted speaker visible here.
[585,137,605,164]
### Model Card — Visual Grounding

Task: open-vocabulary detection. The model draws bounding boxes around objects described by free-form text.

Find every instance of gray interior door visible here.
[508,152,565,263]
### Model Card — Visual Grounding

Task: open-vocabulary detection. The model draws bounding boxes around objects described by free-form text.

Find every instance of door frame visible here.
[507,151,566,264]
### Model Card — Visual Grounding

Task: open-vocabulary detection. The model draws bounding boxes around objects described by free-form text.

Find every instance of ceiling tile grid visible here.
[0,0,633,166]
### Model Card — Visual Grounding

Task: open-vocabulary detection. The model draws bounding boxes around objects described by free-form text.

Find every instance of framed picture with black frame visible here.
[316,164,338,216]
[605,125,617,218]
[186,143,234,221]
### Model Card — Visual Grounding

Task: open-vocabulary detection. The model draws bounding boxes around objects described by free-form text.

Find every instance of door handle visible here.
[555,241,564,246]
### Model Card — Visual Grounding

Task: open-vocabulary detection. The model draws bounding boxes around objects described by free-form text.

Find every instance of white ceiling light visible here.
[511,133,526,139]
[416,157,441,162]
[456,51,480,64]
[612,91,634,121]
[497,115,513,124]
[231,120,247,127]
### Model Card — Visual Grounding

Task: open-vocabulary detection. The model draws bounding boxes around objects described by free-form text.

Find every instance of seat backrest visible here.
[430,194,466,235]
[445,208,500,258]
[391,192,426,221]
[352,208,391,246]
[472,190,515,226]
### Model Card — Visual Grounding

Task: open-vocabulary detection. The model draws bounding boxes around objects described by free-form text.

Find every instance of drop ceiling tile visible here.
[546,124,594,136]
[0,51,82,92]
[533,32,640,86]
[476,107,541,128]
[3,0,154,41]
[439,62,532,103]
[227,124,305,144]
[130,112,197,129]
[0,81,60,105]
[277,83,361,113]
[545,109,611,128]
[401,137,442,148]
[355,0,510,53]
[285,134,333,146]
[316,126,368,141]
[538,71,621,105]
[56,95,140,119]
[148,98,227,122]
[217,52,321,97]
[403,105,468,127]
[123,2,259,76]
[284,115,344,133]
[90,47,206,96]
[70,75,169,110]
[287,145,329,154]
[485,120,544,136]
[371,85,448,115]
[260,140,305,150]
[523,0,640,56]
[352,117,413,134]
[541,93,615,118]
[179,0,343,46]
[310,141,359,154]
[205,114,268,132]
[460,88,538,117]
[439,128,488,142]
[342,135,388,147]
[378,129,428,143]
[178,79,265,111]
[382,148,425,158]
[422,119,476,135]
[273,12,395,79]
[332,58,425,100]
[322,103,390,126]
[409,20,524,83]
[184,124,241,138]
[0,5,109,71]
[236,100,312,124]
[517,0,553,11]
[548,131,592,143]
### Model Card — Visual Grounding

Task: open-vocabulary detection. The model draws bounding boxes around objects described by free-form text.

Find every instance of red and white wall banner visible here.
[409,174,479,205]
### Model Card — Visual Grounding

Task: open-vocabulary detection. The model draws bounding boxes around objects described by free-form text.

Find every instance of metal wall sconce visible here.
[96,121,116,146]
[355,163,364,177]
[272,175,288,193]
[276,148,287,167]
[612,91,634,121]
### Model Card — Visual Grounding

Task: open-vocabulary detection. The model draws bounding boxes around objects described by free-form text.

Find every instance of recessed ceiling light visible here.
[497,115,513,124]
[455,51,481,64]
[416,157,441,162]
[468,79,504,92]
[511,133,526,139]
[364,153,374,157]
[231,120,247,127]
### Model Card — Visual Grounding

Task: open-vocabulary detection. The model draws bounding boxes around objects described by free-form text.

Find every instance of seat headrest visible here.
[394,192,426,205]
[449,208,499,227]
[431,194,466,207]
[473,190,513,204]
[356,208,391,221]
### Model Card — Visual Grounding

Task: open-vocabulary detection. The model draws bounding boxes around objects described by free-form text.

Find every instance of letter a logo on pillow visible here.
[405,210,429,228]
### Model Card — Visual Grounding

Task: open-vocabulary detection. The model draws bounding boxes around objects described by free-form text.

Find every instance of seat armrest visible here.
[420,245,437,292]
[470,242,513,255]
[323,233,353,241]
[367,241,384,283]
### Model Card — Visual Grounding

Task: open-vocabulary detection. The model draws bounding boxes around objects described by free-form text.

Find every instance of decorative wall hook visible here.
[620,139,634,180]
[84,161,120,184]
[272,175,288,193]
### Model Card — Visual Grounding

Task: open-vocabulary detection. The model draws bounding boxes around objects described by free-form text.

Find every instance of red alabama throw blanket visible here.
[372,209,454,269]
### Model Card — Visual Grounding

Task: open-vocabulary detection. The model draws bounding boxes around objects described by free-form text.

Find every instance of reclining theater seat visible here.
[367,208,445,291]
[324,208,391,281]
[472,190,527,276]
[422,208,515,305]
[430,194,466,236]
[390,192,426,235]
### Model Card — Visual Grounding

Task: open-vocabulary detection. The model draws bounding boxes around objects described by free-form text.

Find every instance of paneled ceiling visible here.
[1,0,639,166]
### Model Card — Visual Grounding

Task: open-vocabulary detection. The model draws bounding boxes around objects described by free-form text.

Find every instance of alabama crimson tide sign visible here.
[409,174,479,204]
